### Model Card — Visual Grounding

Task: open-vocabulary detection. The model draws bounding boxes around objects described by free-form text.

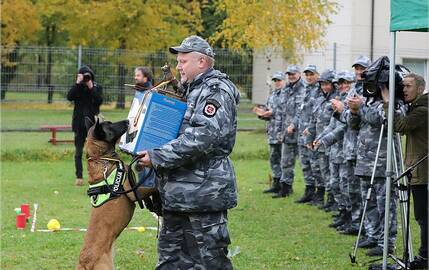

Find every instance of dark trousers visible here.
[411,184,428,259]
[74,129,87,178]
[156,210,232,270]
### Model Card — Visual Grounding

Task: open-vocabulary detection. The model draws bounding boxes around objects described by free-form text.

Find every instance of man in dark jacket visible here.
[382,73,428,269]
[67,65,103,186]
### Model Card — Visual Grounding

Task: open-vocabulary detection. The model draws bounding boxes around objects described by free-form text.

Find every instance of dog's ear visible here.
[93,117,106,140]
[96,113,105,123]
[84,116,95,131]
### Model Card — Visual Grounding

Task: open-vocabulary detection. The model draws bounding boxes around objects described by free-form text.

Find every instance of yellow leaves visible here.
[1,0,40,47]
[213,0,338,61]
[64,0,202,51]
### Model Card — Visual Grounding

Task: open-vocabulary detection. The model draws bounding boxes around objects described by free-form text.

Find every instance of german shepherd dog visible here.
[76,118,159,270]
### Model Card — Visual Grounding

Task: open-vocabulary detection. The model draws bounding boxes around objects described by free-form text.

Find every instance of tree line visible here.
[1,0,337,106]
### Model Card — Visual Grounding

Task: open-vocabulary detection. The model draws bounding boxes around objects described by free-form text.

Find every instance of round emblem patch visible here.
[204,103,217,117]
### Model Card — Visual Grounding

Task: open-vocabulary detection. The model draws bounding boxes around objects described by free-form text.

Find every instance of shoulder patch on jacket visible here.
[203,98,221,118]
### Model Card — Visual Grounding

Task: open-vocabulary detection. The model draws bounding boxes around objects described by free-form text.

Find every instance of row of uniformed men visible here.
[260,56,400,257]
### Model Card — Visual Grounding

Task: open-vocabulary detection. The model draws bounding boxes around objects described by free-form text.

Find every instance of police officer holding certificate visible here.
[138,35,240,270]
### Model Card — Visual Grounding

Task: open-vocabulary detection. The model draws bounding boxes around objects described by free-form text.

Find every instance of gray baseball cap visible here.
[336,71,355,82]
[286,65,300,74]
[271,71,286,81]
[352,55,371,68]
[303,64,318,74]
[169,35,215,58]
[318,69,336,82]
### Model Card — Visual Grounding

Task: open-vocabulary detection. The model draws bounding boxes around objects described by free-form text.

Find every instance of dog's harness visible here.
[86,155,153,209]
[87,157,126,207]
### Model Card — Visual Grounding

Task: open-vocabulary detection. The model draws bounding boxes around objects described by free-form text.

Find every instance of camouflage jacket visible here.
[317,91,348,163]
[348,98,402,178]
[148,68,240,212]
[306,88,338,152]
[279,79,305,144]
[340,81,364,161]
[265,87,284,144]
[295,83,321,146]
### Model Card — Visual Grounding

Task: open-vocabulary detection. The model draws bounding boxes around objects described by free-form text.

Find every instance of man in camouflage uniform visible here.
[305,69,338,207]
[273,65,305,198]
[315,71,355,228]
[347,85,399,256]
[294,65,321,203]
[138,35,239,269]
[332,56,371,235]
[261,72,287,194]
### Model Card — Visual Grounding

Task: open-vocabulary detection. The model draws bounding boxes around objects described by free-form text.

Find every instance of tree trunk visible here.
[1,47,20,101]
[46,46,54,103]
[116,40,126,109]
[46,25,55,104]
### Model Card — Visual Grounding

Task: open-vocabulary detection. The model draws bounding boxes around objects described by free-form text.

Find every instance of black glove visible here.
[143,192,163,216]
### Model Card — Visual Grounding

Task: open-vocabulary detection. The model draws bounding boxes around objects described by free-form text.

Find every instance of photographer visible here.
[67,65,103,186]
[381,73,428,269]
[347,91,398,256]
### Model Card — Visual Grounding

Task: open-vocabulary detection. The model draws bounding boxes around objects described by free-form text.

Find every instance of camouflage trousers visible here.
[347,160,361,229]
[269,143,282,179]
[330,162,349,211]
[156,211,233,270]
[280,143,298,184]
[360,177,397,247]
[298,145,315,186]
[312,151,330,189]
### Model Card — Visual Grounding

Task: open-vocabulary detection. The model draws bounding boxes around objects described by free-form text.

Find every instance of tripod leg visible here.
[350,124,385,262]
[395,134,414,262]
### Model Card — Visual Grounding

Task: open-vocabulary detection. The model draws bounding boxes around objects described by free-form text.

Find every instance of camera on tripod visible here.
[362,56,410,101]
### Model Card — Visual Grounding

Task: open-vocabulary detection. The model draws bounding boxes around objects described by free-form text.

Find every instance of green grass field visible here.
[0,102,421,269]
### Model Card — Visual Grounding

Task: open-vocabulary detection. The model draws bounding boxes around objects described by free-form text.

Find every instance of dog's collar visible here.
[87,158,126,207]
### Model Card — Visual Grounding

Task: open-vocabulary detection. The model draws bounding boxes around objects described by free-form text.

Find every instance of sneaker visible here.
[75,178,84,186]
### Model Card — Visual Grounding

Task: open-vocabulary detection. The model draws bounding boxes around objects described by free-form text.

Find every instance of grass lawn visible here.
[0,94,265,130]
[0,104,421,269]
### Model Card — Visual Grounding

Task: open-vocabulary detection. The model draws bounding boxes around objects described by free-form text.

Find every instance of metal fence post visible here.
[333,42,337,70]
[78,45,82,69]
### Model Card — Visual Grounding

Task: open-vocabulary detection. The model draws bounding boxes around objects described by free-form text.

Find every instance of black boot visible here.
[263,177,280,193]
[336,211,352,232]
[272,183,291,198]
[329,210,351,228]
[309,187,325,206]
[295,185,315,203]
[320,192,334,210]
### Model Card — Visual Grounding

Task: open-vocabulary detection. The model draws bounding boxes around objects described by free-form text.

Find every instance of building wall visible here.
[252,0,429,102]
[252,50,288,105]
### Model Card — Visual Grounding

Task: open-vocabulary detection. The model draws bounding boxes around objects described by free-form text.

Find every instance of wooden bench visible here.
[40,125,74,145]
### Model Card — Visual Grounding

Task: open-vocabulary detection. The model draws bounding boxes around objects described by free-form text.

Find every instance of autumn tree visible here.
[34,0,78,103]
[1,0,40,100]
[212,0,337,91]
[66,0,203,108]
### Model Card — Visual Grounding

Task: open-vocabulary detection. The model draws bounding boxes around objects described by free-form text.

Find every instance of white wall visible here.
[252,49,288,105]
[251,0,429,102]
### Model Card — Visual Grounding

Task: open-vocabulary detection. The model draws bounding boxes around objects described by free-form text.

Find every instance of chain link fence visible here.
[1,46,253,105]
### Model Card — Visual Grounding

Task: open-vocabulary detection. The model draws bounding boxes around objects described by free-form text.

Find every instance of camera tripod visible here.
[349,124,415,269]
[388,153,428,270]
